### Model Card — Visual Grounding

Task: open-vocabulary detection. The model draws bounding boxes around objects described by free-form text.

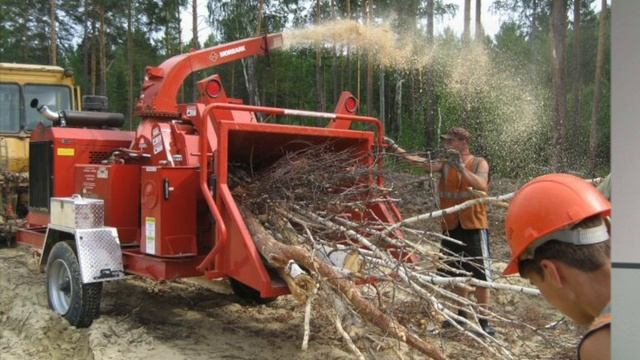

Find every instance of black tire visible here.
[46,241,102,328]
[229,278,275,304]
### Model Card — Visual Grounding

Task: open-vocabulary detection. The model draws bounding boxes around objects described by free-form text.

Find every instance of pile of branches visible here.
[230,142,569,359]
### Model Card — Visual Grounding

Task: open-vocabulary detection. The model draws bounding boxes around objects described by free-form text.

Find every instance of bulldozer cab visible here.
[0,63,82,240]
[0,63,80,134]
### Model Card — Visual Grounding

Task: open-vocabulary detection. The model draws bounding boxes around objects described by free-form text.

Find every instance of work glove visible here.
[384,137,405,154]
[445,149,464,171]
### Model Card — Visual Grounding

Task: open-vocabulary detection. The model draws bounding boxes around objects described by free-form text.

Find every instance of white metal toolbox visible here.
[50,194,104,229]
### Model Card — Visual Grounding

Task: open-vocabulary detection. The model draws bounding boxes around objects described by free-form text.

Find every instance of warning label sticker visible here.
[57,148,75,156]
[145,217,156,255]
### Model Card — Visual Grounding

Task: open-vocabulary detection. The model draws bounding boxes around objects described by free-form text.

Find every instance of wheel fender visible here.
[39,227,72,272]
[40,226,125,284]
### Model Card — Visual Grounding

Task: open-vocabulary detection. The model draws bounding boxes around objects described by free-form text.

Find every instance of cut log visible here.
[240,206,446,360]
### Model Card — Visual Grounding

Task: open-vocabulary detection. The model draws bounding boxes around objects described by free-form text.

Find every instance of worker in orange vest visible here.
[386,127,495,336]
[504,174,611,360]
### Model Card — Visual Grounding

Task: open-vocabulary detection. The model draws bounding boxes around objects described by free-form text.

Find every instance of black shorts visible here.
[438,227,492,282]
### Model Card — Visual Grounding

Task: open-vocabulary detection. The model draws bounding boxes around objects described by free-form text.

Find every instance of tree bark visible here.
[550,0,568,170]
[366,0,373,116]
[127,0,134,128]
[425,0,436,149]
[255,0,264,34]
[315,0,326,112]
[90,24,96,96]
[475,0,483,40]
[49,0,57,66]
[463,0,471,44]
[331,0,338,103]
[240,207,446,360]
[98,4,106,96]
[589,0,607,174]
[242,0,264,111]
[379,68,385,126]
[394,73,403,139]
[426,0,434,42]
[192,0,199,101]
[242,58,261,107]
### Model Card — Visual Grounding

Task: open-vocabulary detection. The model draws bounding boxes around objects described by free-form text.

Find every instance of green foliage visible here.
[0,0,610,179]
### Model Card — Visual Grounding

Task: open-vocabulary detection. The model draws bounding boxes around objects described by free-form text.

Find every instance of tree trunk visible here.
[242,58,261,107]
[242,0,264,112]
[550,0,568,170]
[366,0,373,116]
[569,0,582,163]
[49,0,57,66]
[177,4,183,103]
[83,1,90,94]
[346,0,352,92]
[572,0,582,120]
[463,0,471,44]
[255,0,264,34]
[589,0,607,174]
[127,0,134,129]
[475,0,483,40]
[426,0,433,42]
[394,73,403,139]
[425,0,436,149]
[530,0,539,63]
[331,0,338,103]
[90,18,97,96]
[315,0,326,112]
[379,68,385,126]
[411,71,416,126]
[191,0,199,101]
[98,4,106,96]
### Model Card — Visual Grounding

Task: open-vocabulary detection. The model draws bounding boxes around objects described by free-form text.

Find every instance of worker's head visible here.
[504,174,611,324]
[440,127,470,152]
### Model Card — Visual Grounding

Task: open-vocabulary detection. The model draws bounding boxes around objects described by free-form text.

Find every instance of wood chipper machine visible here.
[16,33,403,328]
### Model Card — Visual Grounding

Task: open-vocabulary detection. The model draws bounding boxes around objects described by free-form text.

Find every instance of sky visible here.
[181,1,504,45]
[180,0,604,45]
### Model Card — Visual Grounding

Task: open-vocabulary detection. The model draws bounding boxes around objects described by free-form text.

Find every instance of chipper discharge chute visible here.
[16,32,406,327]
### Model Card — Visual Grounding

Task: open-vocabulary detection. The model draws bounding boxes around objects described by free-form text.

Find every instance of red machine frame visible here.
[17,33,402,299]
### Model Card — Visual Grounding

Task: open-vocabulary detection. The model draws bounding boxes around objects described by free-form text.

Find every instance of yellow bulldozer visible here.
[0,63,83,243]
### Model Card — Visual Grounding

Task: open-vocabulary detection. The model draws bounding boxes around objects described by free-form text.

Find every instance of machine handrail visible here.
[204,102,386,147]
[196,103,228,273]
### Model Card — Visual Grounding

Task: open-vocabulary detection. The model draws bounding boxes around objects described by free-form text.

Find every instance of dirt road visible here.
[0,244,364,360]
[0,175,579,359]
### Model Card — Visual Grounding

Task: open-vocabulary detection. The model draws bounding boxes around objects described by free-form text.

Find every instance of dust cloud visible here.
[283,19,547,176]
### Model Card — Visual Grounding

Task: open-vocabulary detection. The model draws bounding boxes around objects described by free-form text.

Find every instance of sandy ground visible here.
[0,174,582,359]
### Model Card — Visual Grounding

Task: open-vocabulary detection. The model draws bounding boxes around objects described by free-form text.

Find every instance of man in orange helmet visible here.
[386,127,495,336]
[505,174,611,360]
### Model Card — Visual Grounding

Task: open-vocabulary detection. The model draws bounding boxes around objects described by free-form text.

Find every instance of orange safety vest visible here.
[438,156,488,231]
[577,304,611,360]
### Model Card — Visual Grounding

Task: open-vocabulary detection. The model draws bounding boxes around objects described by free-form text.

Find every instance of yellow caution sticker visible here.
[57,148,75,156]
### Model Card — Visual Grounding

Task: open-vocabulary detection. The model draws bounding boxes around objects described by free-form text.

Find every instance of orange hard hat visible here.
[504,173,611,275]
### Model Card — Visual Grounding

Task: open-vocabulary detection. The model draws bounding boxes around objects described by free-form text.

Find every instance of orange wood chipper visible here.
[15,33,402,328]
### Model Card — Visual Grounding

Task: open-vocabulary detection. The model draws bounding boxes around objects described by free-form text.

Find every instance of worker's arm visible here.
[385,137,443,173]
[579,327,611,360]
[459,157,489,192]
[447,150,489,192]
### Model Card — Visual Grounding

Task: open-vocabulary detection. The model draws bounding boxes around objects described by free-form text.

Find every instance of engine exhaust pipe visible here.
[30,98,60,122]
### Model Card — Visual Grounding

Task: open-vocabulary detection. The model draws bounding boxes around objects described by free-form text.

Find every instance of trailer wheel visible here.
[46,241,102,328]
[229,278,275,304]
